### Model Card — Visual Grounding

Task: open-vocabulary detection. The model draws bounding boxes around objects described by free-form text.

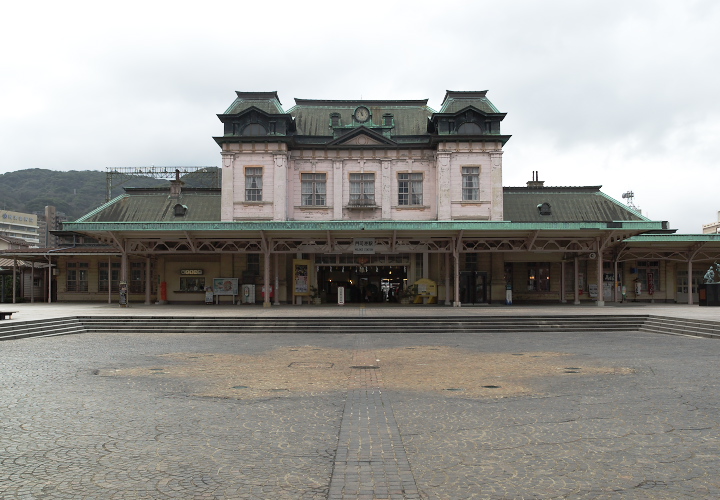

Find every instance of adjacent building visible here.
[0,209,39,245]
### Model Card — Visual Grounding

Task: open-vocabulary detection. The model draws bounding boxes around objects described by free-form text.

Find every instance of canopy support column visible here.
[273,253,280,306]
[574,256,580,305]
[688,260,694,305]
[144,257,152,304]
[12,258,17,304]
[596,239,605,306]
[445,252,451,306]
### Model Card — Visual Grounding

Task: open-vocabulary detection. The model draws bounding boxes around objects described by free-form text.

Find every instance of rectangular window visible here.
[349,173,375,206]
[462,167,480,201]
[464,253,477,271]
[398,173,423,206]
[245,167,263,201]
[180,277,205,292]
[129,262,147,294]
[527,263,550,291]
[66,262,89,292]
[99,262,121,293]
[301,173,327,206]
[247,254,260,274]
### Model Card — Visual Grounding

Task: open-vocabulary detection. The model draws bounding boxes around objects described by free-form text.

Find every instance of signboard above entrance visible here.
[353,238,375,254]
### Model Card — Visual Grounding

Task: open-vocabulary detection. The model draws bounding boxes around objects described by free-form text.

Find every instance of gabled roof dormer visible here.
[431,90,511,144]
[214,91,296,145]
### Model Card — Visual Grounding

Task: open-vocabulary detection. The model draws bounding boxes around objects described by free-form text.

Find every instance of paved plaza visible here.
[2,303,720,499]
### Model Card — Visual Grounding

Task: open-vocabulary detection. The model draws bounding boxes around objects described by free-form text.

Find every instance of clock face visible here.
[354,106,370,122]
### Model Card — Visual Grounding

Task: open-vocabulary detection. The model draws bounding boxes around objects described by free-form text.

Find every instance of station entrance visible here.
[316,264,408,303]
[459,271,488,304]
[314,253,414,304]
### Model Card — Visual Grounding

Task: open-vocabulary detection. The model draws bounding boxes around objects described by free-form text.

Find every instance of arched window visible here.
[242,123,267,136]
[457,122,483,134]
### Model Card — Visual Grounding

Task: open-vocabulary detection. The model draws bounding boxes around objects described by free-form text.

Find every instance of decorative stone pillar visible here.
[436,152,451,220]
[381,159,392,219]
[490,150,504,220]
[273,153,288,221]
[220,152,235,221]
[333,160,343,220]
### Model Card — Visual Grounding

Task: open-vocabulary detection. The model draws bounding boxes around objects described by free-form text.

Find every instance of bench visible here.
[0,311,17,320]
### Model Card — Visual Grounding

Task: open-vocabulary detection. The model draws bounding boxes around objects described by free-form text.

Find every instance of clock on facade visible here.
[354,106,370,123]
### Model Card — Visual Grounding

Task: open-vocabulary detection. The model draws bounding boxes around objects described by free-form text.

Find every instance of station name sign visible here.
[180,269,203,275]
[353,238,376,254]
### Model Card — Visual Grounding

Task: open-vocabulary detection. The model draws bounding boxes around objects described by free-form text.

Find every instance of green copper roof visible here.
[63,220,667,233]
[438,90,501,114]
[223,91,285,115]
[288,99,435,137]
[503,186,649,223]
[75,188,221,223]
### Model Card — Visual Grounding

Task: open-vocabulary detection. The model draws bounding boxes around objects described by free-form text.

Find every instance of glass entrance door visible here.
[459,271,488,304]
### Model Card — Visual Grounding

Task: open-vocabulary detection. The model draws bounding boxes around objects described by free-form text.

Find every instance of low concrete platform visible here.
[4,299,720,322]
[3,302,720,498]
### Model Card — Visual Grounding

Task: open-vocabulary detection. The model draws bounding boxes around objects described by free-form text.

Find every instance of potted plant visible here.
[309,286,322,305]
[398,285,417,305]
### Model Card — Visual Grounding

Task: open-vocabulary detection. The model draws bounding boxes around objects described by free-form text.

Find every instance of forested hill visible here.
[0,168,219,221]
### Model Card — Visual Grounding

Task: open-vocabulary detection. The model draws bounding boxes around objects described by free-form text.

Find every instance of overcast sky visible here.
[1,0,718,233]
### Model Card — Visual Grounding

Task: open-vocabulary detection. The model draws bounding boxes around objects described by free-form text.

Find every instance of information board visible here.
[213,278,238,296]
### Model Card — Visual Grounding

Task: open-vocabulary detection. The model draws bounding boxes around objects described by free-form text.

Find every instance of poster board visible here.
[414,278,438,297]
[293,259,311,296]
[213,278,238,296]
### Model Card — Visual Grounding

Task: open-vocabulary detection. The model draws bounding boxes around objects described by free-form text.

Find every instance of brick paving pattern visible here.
[329,335,419,499]
[2,317,720,498]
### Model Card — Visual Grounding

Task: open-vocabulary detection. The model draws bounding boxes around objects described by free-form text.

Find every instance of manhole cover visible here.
[149,368,164,371]
[350,365,379,369]
[444,388,464,391]
[232,385,248,389]
[289,362,334,369]
[564,367,581,370]
[512,353,524,356]
[270,388,288,392]
[482,385,501,389]
[564,370,579,373]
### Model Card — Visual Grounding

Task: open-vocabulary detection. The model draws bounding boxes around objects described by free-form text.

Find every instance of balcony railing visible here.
[346,196,377,209]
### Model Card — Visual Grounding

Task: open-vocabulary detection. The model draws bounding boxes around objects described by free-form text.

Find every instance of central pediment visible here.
[327,126,396,147]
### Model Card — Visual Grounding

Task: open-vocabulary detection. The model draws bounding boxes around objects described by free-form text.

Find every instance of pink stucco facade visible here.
[219,141,504,222]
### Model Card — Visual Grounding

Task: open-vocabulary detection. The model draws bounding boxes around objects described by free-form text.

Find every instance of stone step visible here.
[640,316,720,339]
[2,314,718,341]
[0,318,86,341]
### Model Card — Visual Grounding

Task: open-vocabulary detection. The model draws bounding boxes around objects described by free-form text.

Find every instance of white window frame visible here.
[398,172,423,206]
[301,173,327,206]
[349,173,375,205]
[462,166,480,201]
[245,167,263,201]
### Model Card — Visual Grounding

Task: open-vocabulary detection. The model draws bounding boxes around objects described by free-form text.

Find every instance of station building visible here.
[4,90,720,306]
